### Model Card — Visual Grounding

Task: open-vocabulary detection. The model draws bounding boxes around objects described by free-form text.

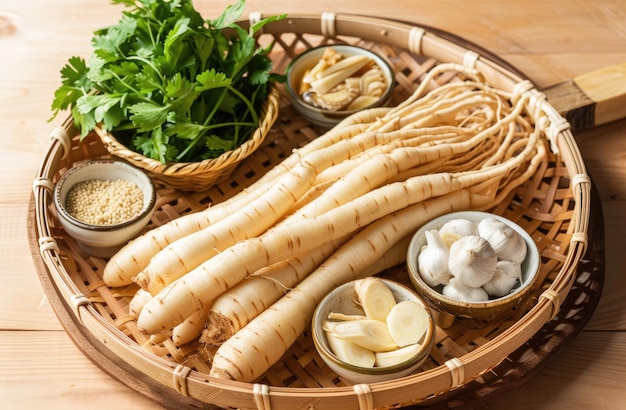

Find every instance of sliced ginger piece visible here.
[374,343,423,367]
[326,331,376,367]
[355,277,397,322]
[330,319,398,352]
[386,300,430,347]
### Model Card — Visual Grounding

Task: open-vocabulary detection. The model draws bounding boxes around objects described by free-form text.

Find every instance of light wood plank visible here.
[1,330,625,409]
[586,201,626,331]
[0,331,158,409]
[574,120,626,202]
[574,63,626,125]
[1,0,625,408]
[487,331,626,409]
[0,204,61,331]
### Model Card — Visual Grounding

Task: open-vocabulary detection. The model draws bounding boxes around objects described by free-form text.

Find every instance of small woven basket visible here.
[31,13,593,410]
[95,85,280,192]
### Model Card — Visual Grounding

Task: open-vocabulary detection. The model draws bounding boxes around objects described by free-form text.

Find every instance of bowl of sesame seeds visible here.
[53,159,156,258]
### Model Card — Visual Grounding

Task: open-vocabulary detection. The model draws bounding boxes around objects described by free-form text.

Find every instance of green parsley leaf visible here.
[50,0,285,163]
[50,57,91,117]
[128,102,171,131]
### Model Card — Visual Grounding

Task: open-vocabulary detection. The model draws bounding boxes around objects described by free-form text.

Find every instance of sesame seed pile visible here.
[65,179,144,225]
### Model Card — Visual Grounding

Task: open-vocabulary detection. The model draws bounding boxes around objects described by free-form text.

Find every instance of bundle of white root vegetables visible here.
[103,63,552,383]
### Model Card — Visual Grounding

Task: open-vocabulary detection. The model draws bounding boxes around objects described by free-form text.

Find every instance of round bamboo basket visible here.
[31,13,595,410]
[95,84,280,192]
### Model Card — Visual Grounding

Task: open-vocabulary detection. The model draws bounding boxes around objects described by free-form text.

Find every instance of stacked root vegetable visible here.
[103,63,550,383]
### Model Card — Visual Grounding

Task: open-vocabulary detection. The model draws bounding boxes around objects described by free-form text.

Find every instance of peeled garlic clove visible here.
[448,235,497,288]
[442,279,489,303]
[477,217,527,264]
[439,231,462,248]
[439,218,479,238]
[482,260,522,297]
[417,230,452,287]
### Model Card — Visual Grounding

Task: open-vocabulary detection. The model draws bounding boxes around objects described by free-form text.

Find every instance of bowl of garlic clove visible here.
[285,45,395,129]
[311,277,435,383]
[406,211,541,320]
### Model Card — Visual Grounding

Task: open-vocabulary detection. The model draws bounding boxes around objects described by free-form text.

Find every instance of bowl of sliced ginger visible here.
[311,277,436,383]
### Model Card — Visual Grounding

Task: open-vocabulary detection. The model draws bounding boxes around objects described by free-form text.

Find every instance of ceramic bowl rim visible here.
[53,159,156,232]
[285,44,396,118]
[312,278,435,376]
[407,211,541,311]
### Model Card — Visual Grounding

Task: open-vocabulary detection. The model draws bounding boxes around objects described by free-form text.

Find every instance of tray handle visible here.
[542,62,626,129]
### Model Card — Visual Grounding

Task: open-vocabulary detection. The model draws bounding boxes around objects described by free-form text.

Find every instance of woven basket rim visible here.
[98,85,279,173]
[30,12,591,410]
[94,84,280,192]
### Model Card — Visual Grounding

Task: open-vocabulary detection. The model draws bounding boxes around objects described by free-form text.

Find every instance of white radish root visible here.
[102,121,371,287]
[199,239,343,346]
[128,288,152,319]
[171,305,210,346]
[134,163,318,294]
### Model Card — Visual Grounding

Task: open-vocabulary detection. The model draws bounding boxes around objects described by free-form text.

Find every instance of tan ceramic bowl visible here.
[285,44,395,129]
[53,159,156,258]
[311,278,435,384]
[407,211,541,320]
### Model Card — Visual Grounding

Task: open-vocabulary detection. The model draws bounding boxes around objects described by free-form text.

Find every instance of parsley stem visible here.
[227,86,259,127]
[103,69,143,97]
[126,56,165,85]
[174,119,256,162]
[202,88,228,127]
[203,120,256,130]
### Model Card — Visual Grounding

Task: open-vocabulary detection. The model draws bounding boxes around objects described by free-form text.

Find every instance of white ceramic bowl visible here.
[407,211,541,320]
[311,278,435,384]
[285,44,395,129]
[53,159,156,258]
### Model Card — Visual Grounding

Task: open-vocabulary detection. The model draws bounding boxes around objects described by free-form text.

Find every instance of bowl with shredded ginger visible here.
[285,44,396,129]
[53,159,156,258]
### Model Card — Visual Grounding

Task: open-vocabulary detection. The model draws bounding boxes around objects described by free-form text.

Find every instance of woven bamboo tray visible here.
[30,13,597,409]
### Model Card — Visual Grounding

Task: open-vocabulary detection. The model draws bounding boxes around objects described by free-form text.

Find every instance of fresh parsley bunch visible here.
[51,0,285,164]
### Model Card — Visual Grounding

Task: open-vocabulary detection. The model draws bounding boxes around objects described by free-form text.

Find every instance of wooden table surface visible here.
[2,0,625,409]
